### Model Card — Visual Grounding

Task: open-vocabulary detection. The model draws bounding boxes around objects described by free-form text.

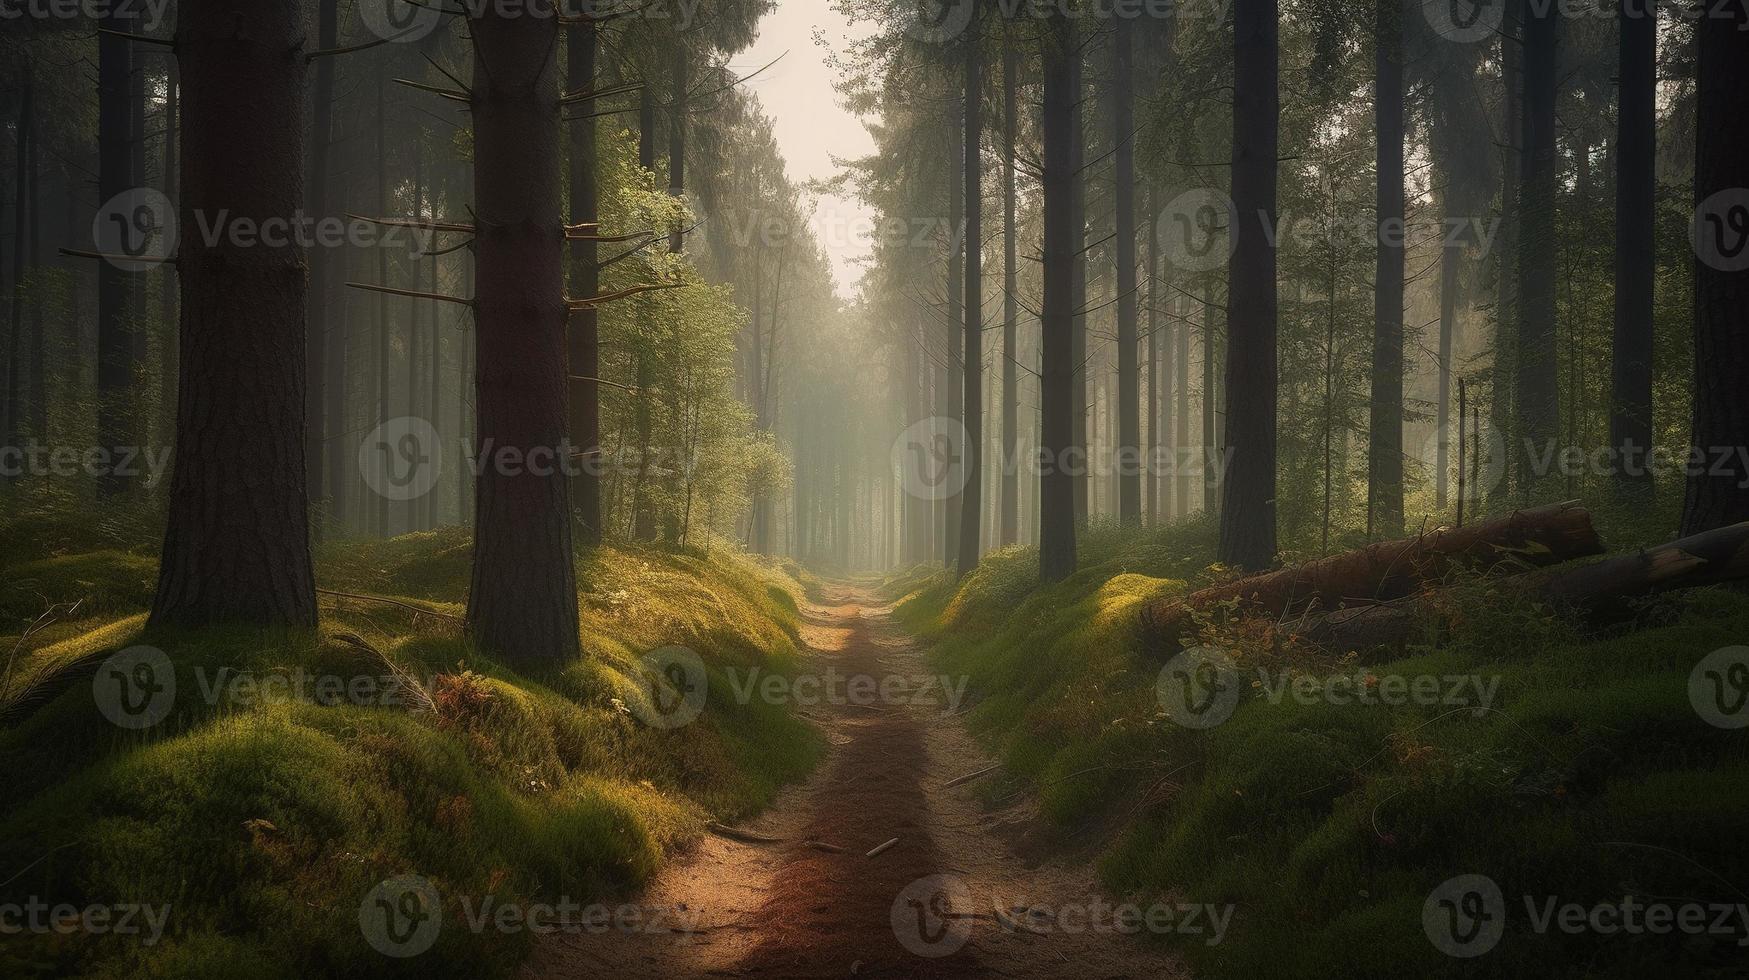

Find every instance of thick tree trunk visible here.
[465,0,582,662]
[1143,500,1602,648]
[1217,0,1279,570]
[1000,38,1019,548]
[1610,0,1656,499]
[1113,15,1141,526]
[151,0,316,628]
[1516,0,1561,499]
[567,17,603,544]
[1038,15,1078,584]
[957,16,983,577]
[1307,522,1749,652]
[1683,2,1749,534]
[1369,0,1405,537]
[306,0,336,535]
[5,77,28,465]
[158,65,179,458]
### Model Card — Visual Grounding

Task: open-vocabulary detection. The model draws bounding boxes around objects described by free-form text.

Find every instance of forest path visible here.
[524,582,1186,979]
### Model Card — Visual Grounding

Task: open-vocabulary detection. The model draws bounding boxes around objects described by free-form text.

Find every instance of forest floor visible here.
[524,581,1186,980]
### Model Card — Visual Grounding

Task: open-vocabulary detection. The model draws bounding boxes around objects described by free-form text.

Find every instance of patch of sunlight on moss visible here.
[2,532,825,979]
[908,522,1749,978]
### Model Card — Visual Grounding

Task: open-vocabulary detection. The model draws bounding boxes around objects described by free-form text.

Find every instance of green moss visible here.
[912,519,1749,978]
[0,530,823,979]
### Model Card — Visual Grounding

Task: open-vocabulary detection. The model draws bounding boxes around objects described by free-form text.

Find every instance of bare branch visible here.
[346,281,474,307]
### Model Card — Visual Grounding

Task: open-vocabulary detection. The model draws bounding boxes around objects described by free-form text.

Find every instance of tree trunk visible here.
[1217,0,1279,570]
[408,137,426,532]
[1436,187,1458,509]
[1369,0,1405,537]
[4,77,28,465]
[1114,15,1141,526]
[1147,185,1161,524]
[1683,1,1749,534]
[306,0,336,535]
[1516,0,1561,499]
[1611,0,1656,500]
[465,0,582,662]
[1306,521,1749,653]
[96,8,137,497]
[374,66,392,537]
[957,13,983,577]
[151,0,316,627]
[1491,0,1523,505]
[1175,285,1190,518]
[1000,37,1019,548]
[669,47,687,254]
[158,65,179,460]
[567,17,603,545]
[944,106,964,565]
[1038,14,1078,584]
[1143,500,1602,649]
[1069,39,1088,529]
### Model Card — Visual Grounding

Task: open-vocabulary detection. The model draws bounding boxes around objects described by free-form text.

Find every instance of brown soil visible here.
[524,583,1187,980]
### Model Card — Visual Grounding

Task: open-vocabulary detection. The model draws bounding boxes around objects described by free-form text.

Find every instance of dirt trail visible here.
[525,582,1186,979]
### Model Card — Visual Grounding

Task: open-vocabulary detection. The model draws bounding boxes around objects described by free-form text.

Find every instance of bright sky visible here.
[736,1,879,299]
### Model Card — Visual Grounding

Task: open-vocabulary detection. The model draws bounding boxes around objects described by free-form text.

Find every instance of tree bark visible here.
[1038,14,1078,584]
[1143,500,1602,648]
[465,0,582,662]
[1490,0,1523,505]
[1000,37,1019,548]
[158,65,179,459]
[1683,1,1749,534]
[957,12,983,578]
[96,6,137,497]
[567,16,603,545]
[1369,0,1405,537]
[1306,521,1749,652]
[151,0,316,627]
[1516,0,1561,499]
[1114,14,1141,526]
[306,0,336,535]
[1217,0,1279,570]
[5,76,28,466]
[1610,0,1656,500]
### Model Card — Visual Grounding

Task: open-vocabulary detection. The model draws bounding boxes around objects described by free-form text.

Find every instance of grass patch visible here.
[0,522,822,979]
[911,517,1749,978]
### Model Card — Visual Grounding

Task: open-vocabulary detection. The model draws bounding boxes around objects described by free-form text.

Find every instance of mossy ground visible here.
[900,515,1749,979]
[0,502,822,979]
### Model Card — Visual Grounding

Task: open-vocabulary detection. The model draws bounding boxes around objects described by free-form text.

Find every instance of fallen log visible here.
[1139,501,1603,651]
[1303,521,1749,652]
